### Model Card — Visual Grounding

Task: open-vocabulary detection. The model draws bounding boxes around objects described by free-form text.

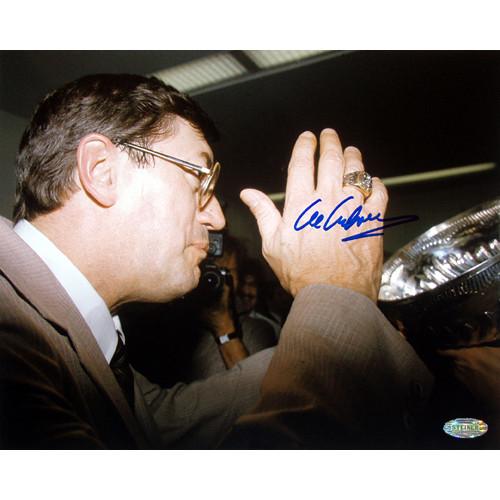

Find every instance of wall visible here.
[0,109,27,218]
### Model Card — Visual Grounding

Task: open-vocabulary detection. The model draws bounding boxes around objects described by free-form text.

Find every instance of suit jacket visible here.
[181,316,276,382]
[0,216,433,448]
[0,217,272,449]
[222,283,434,448]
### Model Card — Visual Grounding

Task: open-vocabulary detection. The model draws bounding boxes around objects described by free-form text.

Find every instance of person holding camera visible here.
[187,234,276,379]
[236,258,284,340]
[0,73,432,449]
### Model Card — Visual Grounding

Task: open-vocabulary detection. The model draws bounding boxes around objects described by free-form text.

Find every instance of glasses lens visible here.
[200,162,220,208]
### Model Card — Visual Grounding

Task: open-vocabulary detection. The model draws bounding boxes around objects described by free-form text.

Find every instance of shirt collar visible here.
[14,219,118,363]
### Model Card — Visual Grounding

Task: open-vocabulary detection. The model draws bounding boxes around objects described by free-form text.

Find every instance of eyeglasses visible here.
[120,141,221,209]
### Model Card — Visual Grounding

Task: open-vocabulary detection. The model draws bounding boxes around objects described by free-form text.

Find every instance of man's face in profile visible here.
[118,117,225,303]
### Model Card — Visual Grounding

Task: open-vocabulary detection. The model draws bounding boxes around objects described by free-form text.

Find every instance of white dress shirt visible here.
[14,219,119,363]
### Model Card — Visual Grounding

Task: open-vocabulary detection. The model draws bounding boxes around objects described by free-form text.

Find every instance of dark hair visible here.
[216,232,247,269]
[13,73,219,222]
[239,257,268,287]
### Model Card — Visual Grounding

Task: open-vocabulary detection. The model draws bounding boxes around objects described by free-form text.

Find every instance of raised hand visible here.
[240,129,388,302]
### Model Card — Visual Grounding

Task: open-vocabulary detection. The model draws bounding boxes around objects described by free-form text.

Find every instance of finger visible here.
[343,146,364,174]
[316,128,344,194]
[240,188,281,245]
[284,131,316,210]
[363,177,389,218]
[342,146,365,204]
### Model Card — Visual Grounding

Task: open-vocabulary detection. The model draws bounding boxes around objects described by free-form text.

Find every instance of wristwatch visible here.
[215,331,242,346]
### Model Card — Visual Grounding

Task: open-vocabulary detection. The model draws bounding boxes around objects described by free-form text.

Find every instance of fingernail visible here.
[300,131,315,140]
[321,128,338,136]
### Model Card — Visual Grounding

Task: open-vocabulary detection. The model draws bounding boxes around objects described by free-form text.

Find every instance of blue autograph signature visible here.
[294,196,418,242]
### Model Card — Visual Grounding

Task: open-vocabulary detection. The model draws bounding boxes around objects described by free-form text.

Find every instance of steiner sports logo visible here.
[443,418,488,439]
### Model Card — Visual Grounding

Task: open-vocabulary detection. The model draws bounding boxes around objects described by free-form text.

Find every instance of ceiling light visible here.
[244,50,329,69]
[267,162,496,202]
[382,162,496,187]
[152,53,247,92]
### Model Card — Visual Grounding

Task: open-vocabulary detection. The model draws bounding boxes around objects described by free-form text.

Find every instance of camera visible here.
[207,231,223,258]
[199,262,233,294]
[198,232,233,295]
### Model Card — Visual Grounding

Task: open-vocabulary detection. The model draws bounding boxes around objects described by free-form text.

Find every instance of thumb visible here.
[240,188,281,243]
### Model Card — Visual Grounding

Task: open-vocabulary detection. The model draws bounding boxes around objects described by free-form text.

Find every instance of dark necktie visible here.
[110,334,135,409]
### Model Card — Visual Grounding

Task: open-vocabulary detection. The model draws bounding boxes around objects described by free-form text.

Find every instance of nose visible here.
[198,195,225,231]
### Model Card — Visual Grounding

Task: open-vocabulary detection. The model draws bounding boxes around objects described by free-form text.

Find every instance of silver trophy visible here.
[378,198,499,349]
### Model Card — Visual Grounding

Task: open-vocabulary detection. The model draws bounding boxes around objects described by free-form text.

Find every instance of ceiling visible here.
[1,50,498,201]
[0,50,334,117]
[0,50,222,116]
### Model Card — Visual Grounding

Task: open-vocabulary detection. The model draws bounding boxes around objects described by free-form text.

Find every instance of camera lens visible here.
[201,270,223,292]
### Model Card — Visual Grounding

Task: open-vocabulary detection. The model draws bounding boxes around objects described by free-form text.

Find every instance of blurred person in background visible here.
[237,258,283,340]
[184,233,277,380]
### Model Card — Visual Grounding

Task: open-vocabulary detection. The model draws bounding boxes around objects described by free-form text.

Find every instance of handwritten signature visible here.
[293,196,418,242]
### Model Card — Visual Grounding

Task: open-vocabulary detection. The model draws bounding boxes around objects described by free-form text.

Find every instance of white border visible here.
[1,1,499,49]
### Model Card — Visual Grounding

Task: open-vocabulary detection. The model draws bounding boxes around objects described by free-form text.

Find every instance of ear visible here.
[76,134,118,207]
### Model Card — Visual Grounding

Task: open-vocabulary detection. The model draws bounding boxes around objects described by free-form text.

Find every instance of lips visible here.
[191,241,209,262]
[193,242,209,253]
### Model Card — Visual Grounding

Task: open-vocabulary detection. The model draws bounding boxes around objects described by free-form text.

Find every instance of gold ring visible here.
[342,171,373,200]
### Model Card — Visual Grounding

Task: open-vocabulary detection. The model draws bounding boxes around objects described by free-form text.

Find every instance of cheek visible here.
[160,202,199,268]
[130,173,199,266]
[155,178,196,228]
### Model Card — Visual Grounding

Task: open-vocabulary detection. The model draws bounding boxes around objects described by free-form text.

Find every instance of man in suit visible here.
[0,73,432,449]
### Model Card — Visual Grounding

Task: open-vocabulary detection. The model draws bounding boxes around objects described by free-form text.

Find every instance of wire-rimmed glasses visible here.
[121,141,220,209]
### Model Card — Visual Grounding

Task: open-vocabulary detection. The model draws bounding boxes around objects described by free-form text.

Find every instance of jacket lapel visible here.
[0,217,149,448]
[132,372,162,447]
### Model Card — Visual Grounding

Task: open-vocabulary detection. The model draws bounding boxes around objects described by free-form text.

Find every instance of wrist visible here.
[208,315,236,337]
[290,278,379,302]
[213,331,243,346]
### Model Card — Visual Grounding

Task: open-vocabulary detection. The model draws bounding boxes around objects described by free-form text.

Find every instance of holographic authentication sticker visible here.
[443,418,488,439]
